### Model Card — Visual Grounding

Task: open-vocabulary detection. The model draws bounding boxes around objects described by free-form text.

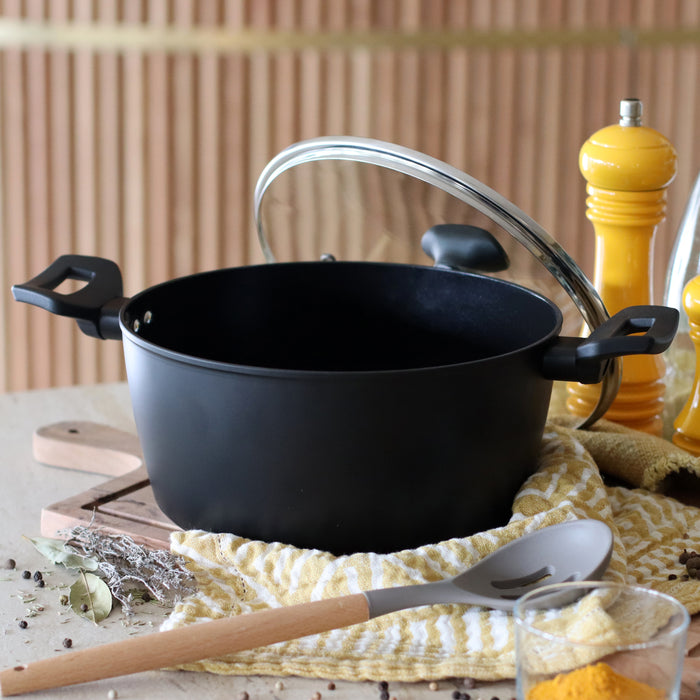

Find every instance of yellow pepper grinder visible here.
[567,98,677,435]
[673,276,700,454]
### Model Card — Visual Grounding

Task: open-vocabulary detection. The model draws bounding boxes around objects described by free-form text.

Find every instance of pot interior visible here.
[124,262,562,372]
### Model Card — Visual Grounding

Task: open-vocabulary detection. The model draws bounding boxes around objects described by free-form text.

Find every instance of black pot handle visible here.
[542,305,679,384]
[12,255,126,340]
[421,224,510,273]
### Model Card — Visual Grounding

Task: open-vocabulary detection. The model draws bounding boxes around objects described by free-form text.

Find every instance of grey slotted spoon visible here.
[0,519,613,697]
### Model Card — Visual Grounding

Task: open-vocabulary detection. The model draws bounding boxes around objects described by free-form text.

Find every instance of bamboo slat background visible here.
[1,0,699,392]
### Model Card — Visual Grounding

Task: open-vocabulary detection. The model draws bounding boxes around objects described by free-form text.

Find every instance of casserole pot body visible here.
[119,261,560,554]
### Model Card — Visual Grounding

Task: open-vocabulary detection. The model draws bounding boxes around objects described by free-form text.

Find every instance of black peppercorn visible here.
[80,603,88,612]
[3,558,15,570]
[32,571,42,582]
[37,579,45,588]
[21,570,31,579]
[669,573,678,580]
[62,638,72,648]
[18,620,27,629]
[686,555,700,571]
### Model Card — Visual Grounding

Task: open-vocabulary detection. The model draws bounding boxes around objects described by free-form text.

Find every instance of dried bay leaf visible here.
[25,536,99,571]
[70,572,113,623]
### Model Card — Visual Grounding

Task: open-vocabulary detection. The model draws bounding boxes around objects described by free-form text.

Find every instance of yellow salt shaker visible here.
[673,276,700,454]
[567,99,677,435]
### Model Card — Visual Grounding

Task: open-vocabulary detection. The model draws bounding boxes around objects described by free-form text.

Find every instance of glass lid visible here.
[253,136,619,427]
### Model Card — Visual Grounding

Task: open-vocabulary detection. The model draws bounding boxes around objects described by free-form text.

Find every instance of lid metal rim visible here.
[253,135,620,427]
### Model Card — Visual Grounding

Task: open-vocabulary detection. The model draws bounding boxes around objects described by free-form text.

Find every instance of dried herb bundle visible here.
[63,526,196,615]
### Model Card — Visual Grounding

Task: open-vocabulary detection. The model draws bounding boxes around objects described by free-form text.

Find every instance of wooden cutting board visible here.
[35,421,178,549]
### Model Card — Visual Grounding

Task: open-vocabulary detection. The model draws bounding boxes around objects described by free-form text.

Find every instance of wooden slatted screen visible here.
[0,0,699,391]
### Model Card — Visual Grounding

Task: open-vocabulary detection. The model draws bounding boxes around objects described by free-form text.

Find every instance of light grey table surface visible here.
[0,382,516,700]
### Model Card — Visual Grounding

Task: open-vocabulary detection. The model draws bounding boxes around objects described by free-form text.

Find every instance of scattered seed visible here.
[18,620,27,629]
[37,579,45,588]
[21,570,31,579]
[237,692,249,700]
[3,558,16,570]
[62,638,72,648]
[669,573,678,580]
[311,693,322,700]
[429,681,439,691]
[80,603,88,612]
[107,690,118,700]
[327,682,336,690]
[33,571,42,582]
[275,680,285,691]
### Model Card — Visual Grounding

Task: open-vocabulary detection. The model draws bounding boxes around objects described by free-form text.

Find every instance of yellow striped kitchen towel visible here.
[161,422,700,681]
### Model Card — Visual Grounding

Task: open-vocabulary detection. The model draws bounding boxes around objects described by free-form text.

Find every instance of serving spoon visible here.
[0,519,613,696]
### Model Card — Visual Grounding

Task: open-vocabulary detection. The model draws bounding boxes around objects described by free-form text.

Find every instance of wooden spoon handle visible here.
[0,593,370,696]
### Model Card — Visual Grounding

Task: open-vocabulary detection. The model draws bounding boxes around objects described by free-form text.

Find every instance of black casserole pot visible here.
[12,137,679,554]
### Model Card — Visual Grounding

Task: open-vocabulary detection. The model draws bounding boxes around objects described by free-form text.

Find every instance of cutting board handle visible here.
[33,421,142,477]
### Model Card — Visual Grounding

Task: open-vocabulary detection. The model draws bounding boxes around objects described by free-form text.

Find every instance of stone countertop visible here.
[0,382,516,700]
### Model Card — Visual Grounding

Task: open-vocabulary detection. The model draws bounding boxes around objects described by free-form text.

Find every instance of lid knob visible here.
[567,99,677,435]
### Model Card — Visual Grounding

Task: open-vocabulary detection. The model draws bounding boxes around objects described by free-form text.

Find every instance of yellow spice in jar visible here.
[526,661,664,700]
